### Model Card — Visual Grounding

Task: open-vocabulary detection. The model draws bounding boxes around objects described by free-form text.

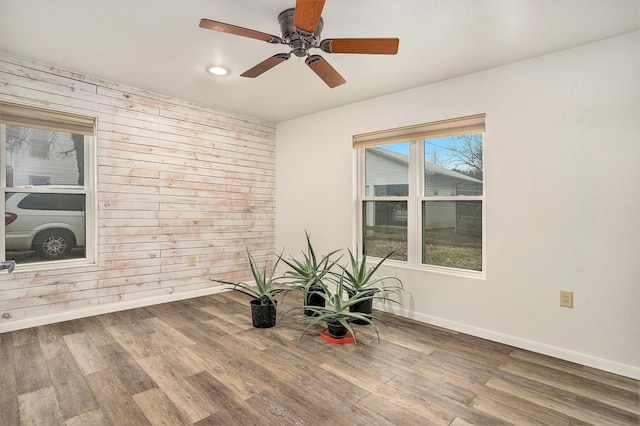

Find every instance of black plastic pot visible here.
[349,296,373,325]
[304,285,325,316]
[326,321,348,339]
[250,299,277,328]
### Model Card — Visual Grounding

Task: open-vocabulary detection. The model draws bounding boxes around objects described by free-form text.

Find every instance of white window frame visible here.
[1,102,97,270]
[355,114,486,278]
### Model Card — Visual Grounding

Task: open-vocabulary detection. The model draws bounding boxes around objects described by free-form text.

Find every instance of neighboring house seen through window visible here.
[355,114,485,275]
[1,102,95,267]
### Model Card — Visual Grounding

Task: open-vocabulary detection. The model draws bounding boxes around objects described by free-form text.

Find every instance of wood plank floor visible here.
[0,291,638,425]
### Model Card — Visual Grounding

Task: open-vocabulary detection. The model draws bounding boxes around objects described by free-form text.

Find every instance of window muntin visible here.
[356,115,485,275]
[1,102,95,267]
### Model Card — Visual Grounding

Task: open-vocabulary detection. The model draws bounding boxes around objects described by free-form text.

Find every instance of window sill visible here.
[369,257,487,281]
[3,258,98,274]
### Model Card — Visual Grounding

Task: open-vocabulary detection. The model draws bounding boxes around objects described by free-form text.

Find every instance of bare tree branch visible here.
[447,134,483,179]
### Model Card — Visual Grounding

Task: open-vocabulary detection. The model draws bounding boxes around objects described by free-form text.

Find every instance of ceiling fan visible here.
[199,0,399,88]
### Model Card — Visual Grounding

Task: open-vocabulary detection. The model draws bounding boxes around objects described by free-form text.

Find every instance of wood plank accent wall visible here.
[0,53,276,329]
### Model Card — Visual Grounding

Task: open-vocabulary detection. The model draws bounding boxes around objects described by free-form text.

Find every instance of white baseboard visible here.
[374,302,640,380]
[0,286,228,334]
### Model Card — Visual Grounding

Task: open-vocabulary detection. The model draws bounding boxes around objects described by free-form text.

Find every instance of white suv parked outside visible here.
[5,187,85,259]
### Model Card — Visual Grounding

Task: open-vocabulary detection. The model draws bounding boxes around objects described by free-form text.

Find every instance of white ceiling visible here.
[1,0,638,123]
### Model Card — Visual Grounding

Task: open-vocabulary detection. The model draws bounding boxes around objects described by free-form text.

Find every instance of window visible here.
[1,102,95,266]
[355,114,485,275]
[29,176,51,185]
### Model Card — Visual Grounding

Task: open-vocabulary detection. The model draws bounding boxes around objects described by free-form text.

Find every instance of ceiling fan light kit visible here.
[199,0,399,88]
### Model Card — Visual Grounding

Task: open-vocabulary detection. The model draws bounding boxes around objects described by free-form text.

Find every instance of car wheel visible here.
[34,229,75,259]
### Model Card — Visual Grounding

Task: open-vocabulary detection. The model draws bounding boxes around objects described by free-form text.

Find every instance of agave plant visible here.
[212,249,288,306]
[279,231,341,289]
[341,248,403,300]
[279,231,342,315]
[283,273,386,344]
[336,248,404,324]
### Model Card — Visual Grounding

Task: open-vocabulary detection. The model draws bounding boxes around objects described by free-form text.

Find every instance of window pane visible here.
[363,200,407,261]
[5,192,86,264]
[5,126,85,187]
[422,200,482,271]
[424,134,483,196]
[364,142,409,196]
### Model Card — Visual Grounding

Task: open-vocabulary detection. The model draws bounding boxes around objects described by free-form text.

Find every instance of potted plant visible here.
[279,231,341,316]
[283,273,386,344]
[212,249,288,328]
[340,248,403,324]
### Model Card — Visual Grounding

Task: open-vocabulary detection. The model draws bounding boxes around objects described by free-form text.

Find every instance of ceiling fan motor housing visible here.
[278,8,323,57]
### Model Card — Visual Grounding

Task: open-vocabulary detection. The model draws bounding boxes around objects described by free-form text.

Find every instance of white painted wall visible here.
[276,33,640,378]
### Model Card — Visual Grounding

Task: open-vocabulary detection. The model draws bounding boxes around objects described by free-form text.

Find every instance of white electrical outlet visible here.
[560,291,573,308]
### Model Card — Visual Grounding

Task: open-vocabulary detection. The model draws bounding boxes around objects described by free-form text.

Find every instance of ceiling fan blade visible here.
[305,55,345,88]
[199,19,282,43]
[241,53,291,78]
[320,38,400,55]
[294,0,326,35]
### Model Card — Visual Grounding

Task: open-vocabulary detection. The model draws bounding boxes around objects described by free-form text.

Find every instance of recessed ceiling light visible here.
[207,65,229,76]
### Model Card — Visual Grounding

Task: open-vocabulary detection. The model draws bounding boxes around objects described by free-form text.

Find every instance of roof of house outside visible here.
[368,147,482,183]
